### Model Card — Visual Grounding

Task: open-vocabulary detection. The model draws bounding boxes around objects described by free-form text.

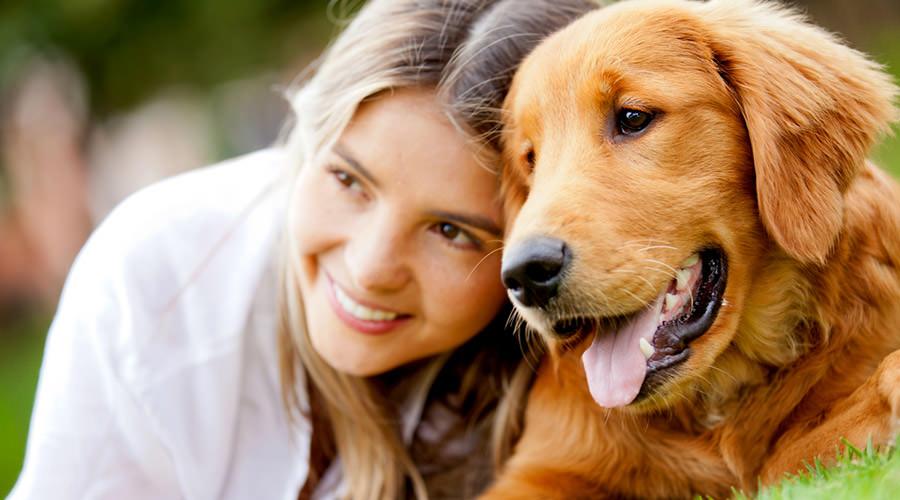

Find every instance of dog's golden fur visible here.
[484,0,900,497]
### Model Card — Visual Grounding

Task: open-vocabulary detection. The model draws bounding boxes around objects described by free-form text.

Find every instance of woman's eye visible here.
[433,222,479,249]
[331,168,364,193]
[617,108,654,135]
[439,223,461,240]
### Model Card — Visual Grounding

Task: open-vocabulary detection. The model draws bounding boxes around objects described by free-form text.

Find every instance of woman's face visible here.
[291,88,507,376]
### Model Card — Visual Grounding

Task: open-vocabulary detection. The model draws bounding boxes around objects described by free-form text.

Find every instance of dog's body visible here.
[486,0,900,497]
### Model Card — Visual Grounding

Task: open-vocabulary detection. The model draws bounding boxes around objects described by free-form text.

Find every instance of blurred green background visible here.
[0,1,334,494]
[0,0,899,496]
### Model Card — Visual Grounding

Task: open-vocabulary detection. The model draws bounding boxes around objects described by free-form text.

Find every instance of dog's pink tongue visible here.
[582,296,663,408]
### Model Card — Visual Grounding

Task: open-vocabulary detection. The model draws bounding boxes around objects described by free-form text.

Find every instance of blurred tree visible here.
[801,0,900,45]
[1,0,897,118]
[0,0,333,117]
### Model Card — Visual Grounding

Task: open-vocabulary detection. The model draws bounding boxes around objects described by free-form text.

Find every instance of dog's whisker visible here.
[504,307,519,330]
[641,262,678,281]
[465,245,504,282]
[643,258,679,277]
[673,389,695,409]
[610,269,660,297]
[510,310,525,334]
[508,310,546,372]
[686,375,719,407]
[634,244,679,253]
[620,288,646,307]
[578,288,614,318]
[706,363,740,386]
[621,238,675,245]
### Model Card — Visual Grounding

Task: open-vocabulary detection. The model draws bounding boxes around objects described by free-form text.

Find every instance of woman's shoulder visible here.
[60,148,291,378]
[19,149,312,500]
[83,148,286,292]
[95,147,288,253]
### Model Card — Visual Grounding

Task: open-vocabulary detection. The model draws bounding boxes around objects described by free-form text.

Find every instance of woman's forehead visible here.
[339,89,502,215]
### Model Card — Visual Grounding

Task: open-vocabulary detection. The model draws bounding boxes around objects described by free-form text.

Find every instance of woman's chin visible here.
[309,328,396,376]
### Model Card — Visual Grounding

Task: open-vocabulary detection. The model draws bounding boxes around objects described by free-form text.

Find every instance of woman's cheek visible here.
[467,257,508,318]
[433,253,507,337]
[290,172,351,253]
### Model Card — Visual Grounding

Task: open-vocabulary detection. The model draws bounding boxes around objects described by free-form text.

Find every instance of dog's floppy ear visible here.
[702,0,898,264]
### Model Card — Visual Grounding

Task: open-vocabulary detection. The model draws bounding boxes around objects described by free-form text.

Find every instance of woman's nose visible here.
[344,218,412,293]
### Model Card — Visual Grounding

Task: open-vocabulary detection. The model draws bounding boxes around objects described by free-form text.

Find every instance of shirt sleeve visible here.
[9,205,182,499]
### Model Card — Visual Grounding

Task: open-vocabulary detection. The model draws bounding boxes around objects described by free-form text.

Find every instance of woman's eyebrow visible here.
[333,144,379,187]
[429,210,502,236]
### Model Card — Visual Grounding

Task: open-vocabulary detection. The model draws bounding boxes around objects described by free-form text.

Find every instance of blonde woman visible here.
[11,0,598,499]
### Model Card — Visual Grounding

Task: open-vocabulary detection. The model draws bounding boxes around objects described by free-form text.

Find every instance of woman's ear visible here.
[702,0,898,265]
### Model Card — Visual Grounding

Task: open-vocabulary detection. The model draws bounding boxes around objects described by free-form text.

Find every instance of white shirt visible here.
[12,149,324,499]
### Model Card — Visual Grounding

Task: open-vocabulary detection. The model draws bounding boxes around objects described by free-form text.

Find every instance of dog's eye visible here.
[617,109,654,135]
[521,141,536,173]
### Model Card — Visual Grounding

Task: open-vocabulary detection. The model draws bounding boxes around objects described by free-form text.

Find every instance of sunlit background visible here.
[1,0,899,494]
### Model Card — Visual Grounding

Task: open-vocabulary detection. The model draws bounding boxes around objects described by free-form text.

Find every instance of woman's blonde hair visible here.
[279,1,599,499]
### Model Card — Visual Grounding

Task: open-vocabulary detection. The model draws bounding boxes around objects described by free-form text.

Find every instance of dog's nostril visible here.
[524,260,563,284]
[501,236,571,308]
[503,275,523,292]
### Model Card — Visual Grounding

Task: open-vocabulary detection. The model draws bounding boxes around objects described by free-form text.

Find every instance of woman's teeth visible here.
[334,285,399,321]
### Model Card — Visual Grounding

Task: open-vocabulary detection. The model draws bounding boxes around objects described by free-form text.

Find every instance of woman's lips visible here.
[325,274,412,335]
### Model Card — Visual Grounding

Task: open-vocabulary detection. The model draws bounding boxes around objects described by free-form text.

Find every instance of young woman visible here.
[11,1,599,499]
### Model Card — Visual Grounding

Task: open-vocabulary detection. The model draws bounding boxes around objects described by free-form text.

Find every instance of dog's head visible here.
[500,0,897,411]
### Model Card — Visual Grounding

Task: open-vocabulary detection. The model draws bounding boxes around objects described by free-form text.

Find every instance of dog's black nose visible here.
[502,236,571,308]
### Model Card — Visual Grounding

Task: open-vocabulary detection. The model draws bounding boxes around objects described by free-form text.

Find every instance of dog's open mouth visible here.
[555,248,727,408]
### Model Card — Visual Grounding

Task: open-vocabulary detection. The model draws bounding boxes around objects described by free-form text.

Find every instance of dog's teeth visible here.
[639,338,655,360]
[665,293,679,313]
[682,253,700,267]
[675,269,692,291]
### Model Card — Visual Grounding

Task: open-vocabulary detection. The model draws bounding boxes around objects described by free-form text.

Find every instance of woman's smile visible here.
[325,271,413,335]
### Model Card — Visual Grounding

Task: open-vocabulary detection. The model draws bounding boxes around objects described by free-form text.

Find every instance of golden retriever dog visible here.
[484,0,900,497]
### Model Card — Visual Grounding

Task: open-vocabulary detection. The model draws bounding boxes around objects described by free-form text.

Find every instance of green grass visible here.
[874,135,900,179]
[734,440,900,500]
[0,314,50,497]
[872,35,900,179]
